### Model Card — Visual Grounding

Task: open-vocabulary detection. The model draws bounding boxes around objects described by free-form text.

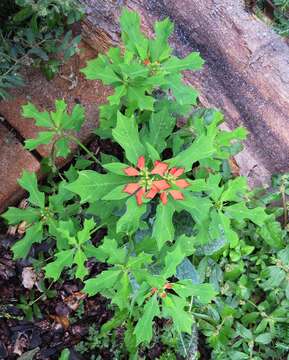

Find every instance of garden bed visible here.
[1,1,289,360]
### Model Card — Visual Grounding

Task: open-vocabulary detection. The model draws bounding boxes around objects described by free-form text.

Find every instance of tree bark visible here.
[81,0,289,186]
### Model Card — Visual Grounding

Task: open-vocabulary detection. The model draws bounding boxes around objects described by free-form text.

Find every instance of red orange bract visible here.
[122,156,190,205]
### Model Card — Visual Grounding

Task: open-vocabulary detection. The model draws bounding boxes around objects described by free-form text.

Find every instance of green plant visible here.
[2,9,288,359]
[59,348,70,360]
[0,0,83,99]
[16,291,42,321]
[81,10,203,138]
[257,0,289,36]
[74,324,124,359]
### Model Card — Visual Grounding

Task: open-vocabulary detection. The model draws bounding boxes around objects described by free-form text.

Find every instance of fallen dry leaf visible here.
[63,291,86,311]
[22,267,37,289]
[50,314,70,330]
[17,221,28,236]
[13,333,29,356]
[229,157,240,177]
[7,199,29,236]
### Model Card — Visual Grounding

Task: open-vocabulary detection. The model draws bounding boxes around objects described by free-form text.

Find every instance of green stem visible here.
[125,233,134,264]
[49,141,65,185]
[91,223,105,235]
[280,181,288,227]
[179,332,188,357]
[29,281,54,306]
[67,134,101,165]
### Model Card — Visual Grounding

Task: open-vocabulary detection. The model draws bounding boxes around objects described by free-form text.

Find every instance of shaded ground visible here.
[0,230,112,359]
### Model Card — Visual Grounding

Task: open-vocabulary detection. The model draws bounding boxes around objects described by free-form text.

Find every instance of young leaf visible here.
[82,56,122,84]
[66,171,127,203]
[147,108,176,153]
[55,137,71,158]
[134,294,160,345]
[74,248,88,280]
[162,52,204,73]
[153,201,175,250]
[117,197,146,235]
[12,222,43,259]
[225,202,268,227]
[162,242,186,278]
[112,112,145,165]
[83,269,123,296]
[23,101,85,155]
[77,218,96,245]
[258,218,284,249]
[102,162,129,175]
[97,237,127,265]
[173,280,216,304]
[112,272,132,310]
[44,249,75,281]
[169,134,215,171]
[150,17,173,62]
[51,100,67,128]
[220,177,247,203]
[18,171,44,208]
[162,295,193,334]
[2,207,40,225]
[255,333,272,345]
[22,103,53,128]
[120,9,148,60]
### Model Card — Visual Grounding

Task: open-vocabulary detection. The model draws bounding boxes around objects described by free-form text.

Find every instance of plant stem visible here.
[50,141,65,182]
[179,332,188,357]
[91,223,105,235]
[67,134,101,165]
[189,296,194,313]
[29,281,54,306]
[280,181,288,227]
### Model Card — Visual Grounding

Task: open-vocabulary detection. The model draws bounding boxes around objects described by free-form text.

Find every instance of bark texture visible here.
[81,0,289,186]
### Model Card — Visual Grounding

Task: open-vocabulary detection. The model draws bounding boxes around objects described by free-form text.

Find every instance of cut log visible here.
[81,0,289,187]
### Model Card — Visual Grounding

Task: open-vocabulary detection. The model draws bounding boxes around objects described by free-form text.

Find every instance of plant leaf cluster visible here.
[2,9,288,359]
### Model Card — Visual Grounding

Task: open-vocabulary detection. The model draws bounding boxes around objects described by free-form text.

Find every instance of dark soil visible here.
[0,232,114,360]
